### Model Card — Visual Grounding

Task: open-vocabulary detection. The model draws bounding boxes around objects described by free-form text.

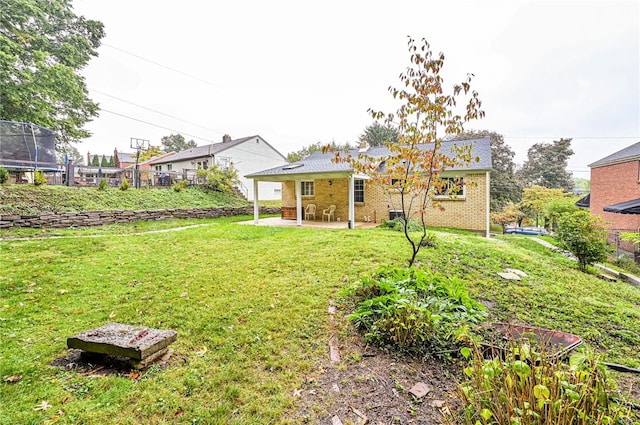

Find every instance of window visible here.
[197,160,209,170]
[354,179,365,203]
[154,165,162,171]
[167,164,172,171]
[434,177,465,198]
[301,181,314,196]
[217,157,230,169]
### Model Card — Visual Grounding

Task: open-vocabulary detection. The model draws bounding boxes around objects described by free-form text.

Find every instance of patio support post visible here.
[348,175,355,229]
[253,179,260,224]
[295,179,302,226]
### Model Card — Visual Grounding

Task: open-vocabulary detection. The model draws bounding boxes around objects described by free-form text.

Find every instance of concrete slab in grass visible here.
[67,323,177,361]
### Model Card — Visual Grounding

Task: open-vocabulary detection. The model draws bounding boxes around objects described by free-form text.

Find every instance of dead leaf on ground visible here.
[174,407,184,416]
[34,400,52,411]
[3,374,22,383]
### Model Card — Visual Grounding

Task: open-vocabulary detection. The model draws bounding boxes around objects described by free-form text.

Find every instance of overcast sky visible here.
[72,0,639,177]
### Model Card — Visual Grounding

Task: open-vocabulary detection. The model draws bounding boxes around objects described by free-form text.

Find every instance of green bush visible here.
[33,170,47,186]
[0,167,9,184]
[172,179,189,192]
[379,217,424,232]
[555,210,612,271]
[447,344,634,424]
[97,178,108,191]
[346,265,486,358]
[196,165,239,194]
[119,177,130,191]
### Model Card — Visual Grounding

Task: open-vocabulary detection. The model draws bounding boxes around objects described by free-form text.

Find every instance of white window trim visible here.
[301,180,314,197]
[433,177,466,199]
[354,178,365,203]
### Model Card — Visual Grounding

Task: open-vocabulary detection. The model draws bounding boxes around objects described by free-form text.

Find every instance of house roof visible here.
[149,135,284,165]
[603,197,640,214]
[246,137,492,180]
[589,141,640,168]
[117,152,137,163]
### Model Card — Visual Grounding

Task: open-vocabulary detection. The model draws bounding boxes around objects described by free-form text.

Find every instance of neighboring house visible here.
[246,137,492,235]
[77,151,175,187]
[114,149,136,169]
[123,151,177,186]
[149,134,287,200]
[586,141,640,255]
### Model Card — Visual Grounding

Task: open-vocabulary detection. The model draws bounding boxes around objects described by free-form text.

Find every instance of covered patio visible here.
[237,216,378,229]
[245,154,368,228]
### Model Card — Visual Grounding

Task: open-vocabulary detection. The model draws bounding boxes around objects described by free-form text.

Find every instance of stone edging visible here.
[0,206,280,229]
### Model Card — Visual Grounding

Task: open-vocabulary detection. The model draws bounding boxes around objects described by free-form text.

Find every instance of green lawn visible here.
[2,217,640,424]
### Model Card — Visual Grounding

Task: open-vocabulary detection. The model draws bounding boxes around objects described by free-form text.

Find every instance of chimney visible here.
[222,134,232,143]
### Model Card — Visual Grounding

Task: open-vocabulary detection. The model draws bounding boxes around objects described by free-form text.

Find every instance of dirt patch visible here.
[291,328,463,424]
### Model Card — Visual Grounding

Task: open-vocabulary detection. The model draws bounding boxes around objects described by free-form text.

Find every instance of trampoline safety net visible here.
[0,120,58,171]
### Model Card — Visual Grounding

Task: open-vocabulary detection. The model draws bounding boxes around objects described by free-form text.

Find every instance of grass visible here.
[2,220,640,424]
[0,185,255,215]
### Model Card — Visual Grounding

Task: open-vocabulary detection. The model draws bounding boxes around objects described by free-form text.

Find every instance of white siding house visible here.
[149,135,287,200]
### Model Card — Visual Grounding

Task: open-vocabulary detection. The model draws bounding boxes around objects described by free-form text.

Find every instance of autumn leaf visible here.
[174,407,184,416]
[3,374,22,383]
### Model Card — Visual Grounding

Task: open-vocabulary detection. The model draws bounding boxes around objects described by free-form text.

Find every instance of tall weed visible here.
[447,343,636,424]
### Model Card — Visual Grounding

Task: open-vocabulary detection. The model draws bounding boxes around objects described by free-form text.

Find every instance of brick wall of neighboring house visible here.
[0,207,280,229]
[590,161,640,253]
[282,172,488,232]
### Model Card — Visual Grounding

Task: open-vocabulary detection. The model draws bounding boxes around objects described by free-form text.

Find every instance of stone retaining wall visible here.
[0,206,280,229]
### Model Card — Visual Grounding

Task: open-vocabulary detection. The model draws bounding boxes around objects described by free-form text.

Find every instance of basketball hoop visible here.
[130,138,149,189]
[130,138,150,152]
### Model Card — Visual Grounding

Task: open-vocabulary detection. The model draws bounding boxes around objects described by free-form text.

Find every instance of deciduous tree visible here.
[491,203,524,231]
[557,210,611,272]
[332,37,484,267]
[518,138,574,192]
[0,0,104,148]
[161,134,197,153]
[56,145,84,165]
[287,141,351,163]
[520,185,571,227]
[457,130,522,211]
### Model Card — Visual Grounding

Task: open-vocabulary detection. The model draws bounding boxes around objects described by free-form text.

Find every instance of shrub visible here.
[0,167,9,184]
[196,165,239,194]
[555,210,612,271]
[172,179,188,192]
[119,177,130,191]
[97,178,108,191]
[33,170,47,186]
[346,265,486,358]
[379,217,424,233]
[447,343,634,424]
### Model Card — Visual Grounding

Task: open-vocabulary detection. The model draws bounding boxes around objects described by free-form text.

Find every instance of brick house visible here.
[587,141,640,255]
[246,137,492,235]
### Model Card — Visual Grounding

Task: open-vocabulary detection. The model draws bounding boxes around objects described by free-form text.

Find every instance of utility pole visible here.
[130,138,149,189]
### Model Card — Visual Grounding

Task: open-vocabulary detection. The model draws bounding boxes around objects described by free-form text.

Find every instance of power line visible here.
[99,108,213,143]
[91,89,225,135]
[103,43,228,91]
[98,108,286,161]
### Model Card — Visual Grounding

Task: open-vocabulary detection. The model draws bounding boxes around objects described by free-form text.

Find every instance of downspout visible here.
[486,170,491,238]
